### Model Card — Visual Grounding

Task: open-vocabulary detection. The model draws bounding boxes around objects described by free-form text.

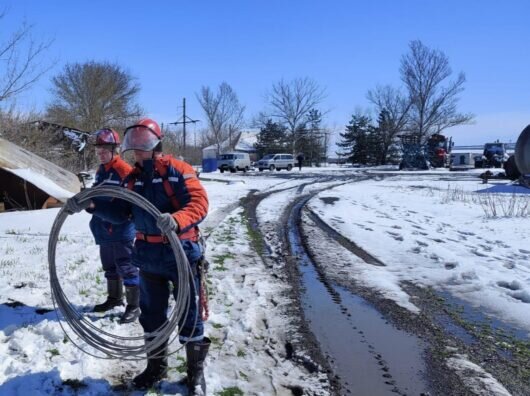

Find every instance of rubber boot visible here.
[119,285,141,324]
[93,279,123,312]
[186,337,211,395]
[132,338,168,389]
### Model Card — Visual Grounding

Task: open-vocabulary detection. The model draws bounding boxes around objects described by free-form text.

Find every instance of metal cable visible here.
[48,185,198,360]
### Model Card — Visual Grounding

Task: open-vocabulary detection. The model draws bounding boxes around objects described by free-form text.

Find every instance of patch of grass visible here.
[173,356,187,373]
[209,336,222,347]
[74,257,86,266]
[4,245,14,254]
[212,323,223,329]
[478,192,530,218]
[440,184,530,218]
[29,246,43,255]
[242,213,264,257]
[47,348,60,357]
[95,275,102,285]
[0,258,19,267]
[216,387,244,396]
[58,235,69,242]
[237,349,245,357]
[5,229,19,235]
[215,233,236,243]
[212,253,235,271]
[238,371,248,381]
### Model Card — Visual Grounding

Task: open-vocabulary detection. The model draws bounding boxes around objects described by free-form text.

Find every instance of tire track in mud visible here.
[286,193,430,396]
[241,170,530,395]
[241,183,339,395]
[241,175,431,395]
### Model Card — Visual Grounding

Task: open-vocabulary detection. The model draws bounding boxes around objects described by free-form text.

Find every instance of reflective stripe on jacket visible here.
[124,155,208,240]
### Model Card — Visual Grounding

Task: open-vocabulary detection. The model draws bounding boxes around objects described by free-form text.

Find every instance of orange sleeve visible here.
[168,158,209,232]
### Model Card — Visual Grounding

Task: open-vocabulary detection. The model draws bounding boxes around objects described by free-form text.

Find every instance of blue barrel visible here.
[202,158,218,173]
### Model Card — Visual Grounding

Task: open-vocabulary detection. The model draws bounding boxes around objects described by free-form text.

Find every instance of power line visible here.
[169,97,200,157]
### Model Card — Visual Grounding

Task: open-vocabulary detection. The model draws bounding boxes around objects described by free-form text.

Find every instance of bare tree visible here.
[0,12,53,104]
[46,61,142,132]
[400,40,473,141]
[196,82,245,153]
[266,77,326,151]
[367,85,411,163]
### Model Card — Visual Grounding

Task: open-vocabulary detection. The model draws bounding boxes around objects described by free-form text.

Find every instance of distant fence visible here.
[453,143,516,150]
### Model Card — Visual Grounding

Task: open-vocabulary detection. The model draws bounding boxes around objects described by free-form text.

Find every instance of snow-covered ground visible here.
[0,167,528,395]
[307,173,530,334]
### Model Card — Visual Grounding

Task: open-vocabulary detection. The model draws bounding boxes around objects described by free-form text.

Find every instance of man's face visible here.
[134,150,152,165]
[95,146,113,164]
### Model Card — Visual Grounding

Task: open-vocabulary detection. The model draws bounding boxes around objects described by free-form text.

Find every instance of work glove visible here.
[157,213,179,234]
[64,196,91,214]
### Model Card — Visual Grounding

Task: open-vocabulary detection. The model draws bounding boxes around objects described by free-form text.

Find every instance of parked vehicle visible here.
[399,133,452,170]
[426,133,452,168]
[474,142,509,168]
[257,153,295,171]
[450,152,475,171]
[217,152,251,173]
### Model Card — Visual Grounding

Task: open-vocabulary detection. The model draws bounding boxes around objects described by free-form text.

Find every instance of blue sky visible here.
[3,0,530,146]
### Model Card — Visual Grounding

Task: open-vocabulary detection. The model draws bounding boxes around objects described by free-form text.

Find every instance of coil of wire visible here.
[48,185,197,360]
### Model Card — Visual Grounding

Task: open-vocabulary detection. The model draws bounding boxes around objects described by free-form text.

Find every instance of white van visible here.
[257,153,296,171]
[217,152,251,173]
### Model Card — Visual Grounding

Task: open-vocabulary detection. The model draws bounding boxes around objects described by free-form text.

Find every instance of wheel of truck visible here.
[220,168,224,173]
[269,165,275,171]
[259,168,263,172]
[287,164,292,171]
[276,167,281,171]
[474,161,483,169]
[244,166,249,172]
[230,167,236,173]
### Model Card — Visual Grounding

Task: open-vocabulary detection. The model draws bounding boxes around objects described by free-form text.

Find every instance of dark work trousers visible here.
[99,241,139,286]
[139,258,203,344]
[298,160,303,170]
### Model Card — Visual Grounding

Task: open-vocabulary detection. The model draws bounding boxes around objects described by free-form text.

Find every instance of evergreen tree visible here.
[293,109,327,166]
[369,109,401,165]
[337,114,373,164]
[254,119,289,157]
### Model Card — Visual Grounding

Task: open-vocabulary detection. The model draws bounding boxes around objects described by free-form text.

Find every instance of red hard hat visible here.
[94,128,120,146]
[122,118,163,152]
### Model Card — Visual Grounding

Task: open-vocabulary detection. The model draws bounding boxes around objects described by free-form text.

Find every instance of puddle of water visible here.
[432,311,476,345]
[288,198,430,395]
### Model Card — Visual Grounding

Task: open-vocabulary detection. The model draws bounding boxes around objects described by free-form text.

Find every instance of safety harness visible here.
[126,157,210,321]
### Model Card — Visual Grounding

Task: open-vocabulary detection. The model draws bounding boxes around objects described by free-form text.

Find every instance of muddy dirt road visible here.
[238,170,529,396]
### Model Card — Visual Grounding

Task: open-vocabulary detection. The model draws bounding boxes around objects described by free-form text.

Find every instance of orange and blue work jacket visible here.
[89,155,135,244]
[93,155,208,269]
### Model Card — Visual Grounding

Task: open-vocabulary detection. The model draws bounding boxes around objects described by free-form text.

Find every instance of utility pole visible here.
[169,97,199,158]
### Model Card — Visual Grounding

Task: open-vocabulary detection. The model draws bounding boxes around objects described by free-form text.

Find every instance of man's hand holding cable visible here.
[157,213,179,234]
[64,197,92,214]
